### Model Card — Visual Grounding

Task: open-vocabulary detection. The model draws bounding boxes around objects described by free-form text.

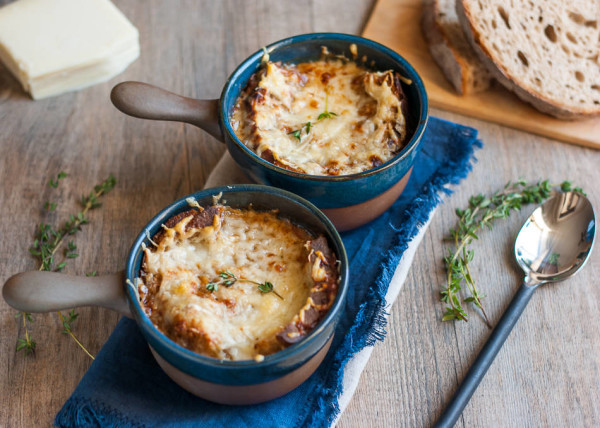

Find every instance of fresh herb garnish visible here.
[318,92,338,121]
[288,129,302,141]
[257,281,275,294]
[287,91,338,142]
[206,270,283,300]
[17,173,117,358]
[317,111,338,121]
[288,121,312,141]
[317,91,337,122]
[219,270,237,286]
[441,179,584,327]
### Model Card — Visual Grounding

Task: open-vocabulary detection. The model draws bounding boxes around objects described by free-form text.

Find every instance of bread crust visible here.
[456,0,600,119]
[421,0,492,95]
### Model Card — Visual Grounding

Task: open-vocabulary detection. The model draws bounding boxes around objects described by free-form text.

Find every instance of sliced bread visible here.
[457,0,600,118]
[421,0,493,95]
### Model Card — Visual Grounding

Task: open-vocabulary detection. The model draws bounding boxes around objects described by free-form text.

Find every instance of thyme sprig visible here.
[441,179,584,327]
[287,92,337,141]
[16,172,116,358]
[206,270,283,300]
[318,91,337,121]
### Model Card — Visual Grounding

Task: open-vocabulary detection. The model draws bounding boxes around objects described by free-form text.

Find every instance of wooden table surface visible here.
[1,1,598,427]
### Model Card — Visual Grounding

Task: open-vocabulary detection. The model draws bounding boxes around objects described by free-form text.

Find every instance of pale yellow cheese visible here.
[141,208,314,361]
[231,59,407,176]
[0,0,139,99]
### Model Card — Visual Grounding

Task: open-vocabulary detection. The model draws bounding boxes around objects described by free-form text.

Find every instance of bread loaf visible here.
[457,0,600,118]
[421,0,493,95]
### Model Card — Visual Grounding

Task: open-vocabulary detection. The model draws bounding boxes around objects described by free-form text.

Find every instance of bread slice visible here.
[457,0,600,119]
[421,0,493,95]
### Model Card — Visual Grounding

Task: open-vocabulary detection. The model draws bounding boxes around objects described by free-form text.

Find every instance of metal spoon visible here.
[436,191,596,427]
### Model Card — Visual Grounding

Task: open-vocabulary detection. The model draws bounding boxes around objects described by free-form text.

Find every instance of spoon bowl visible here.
[515,191,595,285]
[436,191,596,427]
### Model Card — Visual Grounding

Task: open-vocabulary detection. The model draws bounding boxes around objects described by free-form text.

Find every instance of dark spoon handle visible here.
[435,283,536,428]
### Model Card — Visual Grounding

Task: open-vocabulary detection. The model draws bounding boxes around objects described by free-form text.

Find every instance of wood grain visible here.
[0,1,598,427]
[363,0,600,150]
[343,109,600,427]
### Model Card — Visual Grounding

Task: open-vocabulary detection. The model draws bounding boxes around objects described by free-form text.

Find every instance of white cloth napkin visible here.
[203,153,435,425]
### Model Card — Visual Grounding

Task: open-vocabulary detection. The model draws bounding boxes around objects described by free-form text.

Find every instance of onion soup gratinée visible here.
[231,46,411,176]
[136,197,339,361]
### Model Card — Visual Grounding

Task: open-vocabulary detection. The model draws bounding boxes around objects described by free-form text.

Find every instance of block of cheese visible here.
[0,0,140,99]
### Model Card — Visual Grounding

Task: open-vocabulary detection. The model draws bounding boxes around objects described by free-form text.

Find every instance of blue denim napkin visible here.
[55,117,482,428]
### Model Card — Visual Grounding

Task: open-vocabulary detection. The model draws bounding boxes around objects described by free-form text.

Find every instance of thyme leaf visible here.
[288,129,302,141]
[48,171,67,188]
[288,122,312,142]
[318,91,338,121]
[257,280,283,299]
[16,337,36,355]
[16,313,36,355]
[317,111,338,121]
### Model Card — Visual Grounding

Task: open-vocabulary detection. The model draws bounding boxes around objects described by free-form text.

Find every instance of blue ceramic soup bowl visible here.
[3,184,349,405]
[125,184,349,403]
[111,33,429,230]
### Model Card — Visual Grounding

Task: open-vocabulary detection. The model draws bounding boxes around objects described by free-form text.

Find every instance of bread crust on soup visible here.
[138,205,339,361]
[231,57,410,176]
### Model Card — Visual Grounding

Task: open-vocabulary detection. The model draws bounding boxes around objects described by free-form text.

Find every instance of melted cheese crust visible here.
[231,59,408,176]
[139,206,320,361]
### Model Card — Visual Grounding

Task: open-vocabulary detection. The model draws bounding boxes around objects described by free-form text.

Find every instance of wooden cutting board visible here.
[362,0,600,149]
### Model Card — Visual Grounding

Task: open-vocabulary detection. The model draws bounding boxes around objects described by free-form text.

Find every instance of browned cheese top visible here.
[138,203,338,361]
[231,57,409,176]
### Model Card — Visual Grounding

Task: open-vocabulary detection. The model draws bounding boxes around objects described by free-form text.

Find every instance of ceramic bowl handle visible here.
[110,81,223,141]
[2,271,131,317]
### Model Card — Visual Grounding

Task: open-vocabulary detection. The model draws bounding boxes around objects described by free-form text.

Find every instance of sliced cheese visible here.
[0,0,139,99]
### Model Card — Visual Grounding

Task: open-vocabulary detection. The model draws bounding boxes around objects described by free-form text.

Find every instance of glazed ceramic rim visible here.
[219,32,429,182]
[125,184,349,370]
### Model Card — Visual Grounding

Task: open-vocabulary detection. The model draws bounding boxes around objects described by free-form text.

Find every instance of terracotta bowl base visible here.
[149,335,334,405]
[322,168,412,231]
